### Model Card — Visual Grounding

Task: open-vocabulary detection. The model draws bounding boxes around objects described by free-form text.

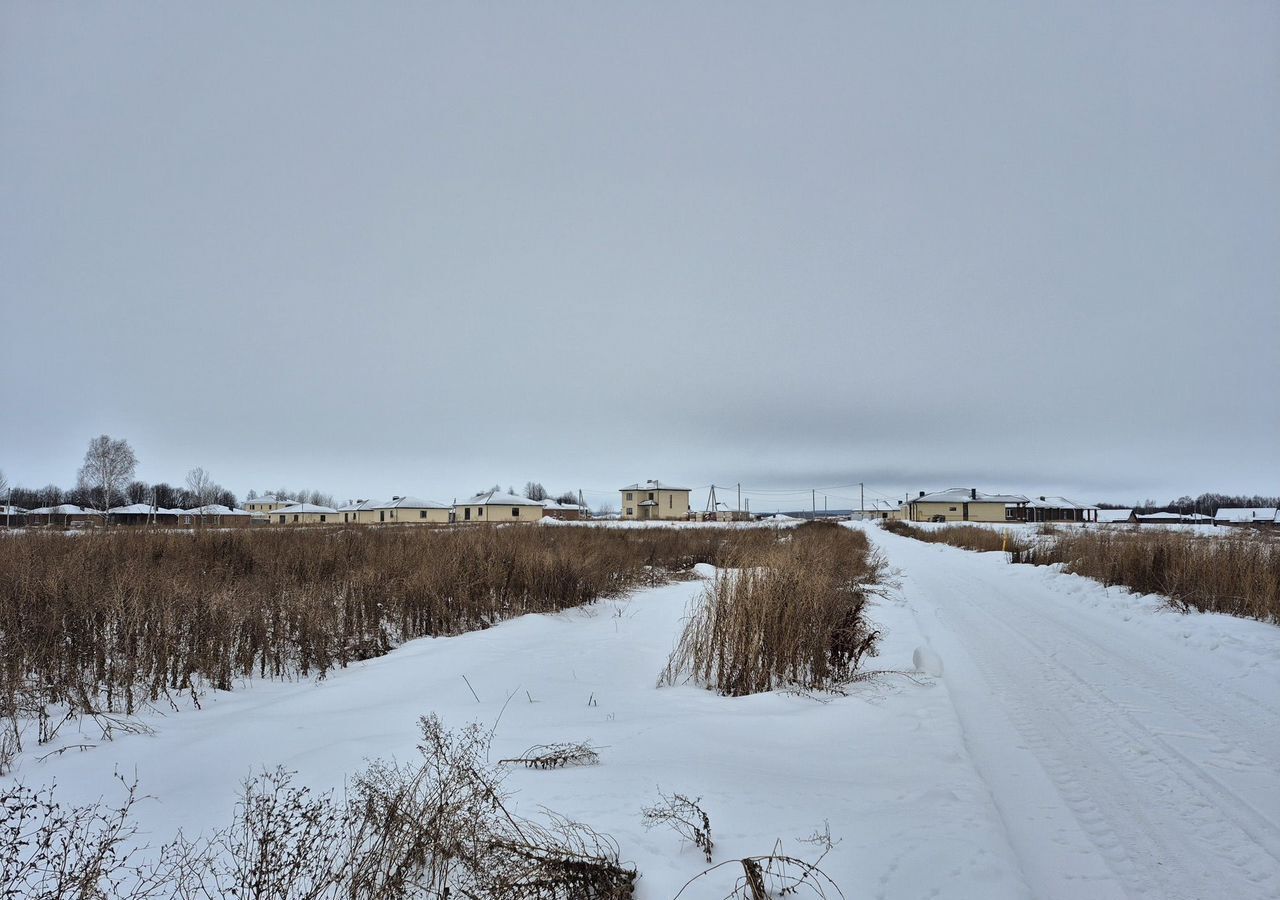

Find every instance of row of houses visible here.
[857,489,1278,527]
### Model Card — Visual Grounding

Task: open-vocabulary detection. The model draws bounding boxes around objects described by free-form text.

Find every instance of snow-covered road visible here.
[869,524,1280,900]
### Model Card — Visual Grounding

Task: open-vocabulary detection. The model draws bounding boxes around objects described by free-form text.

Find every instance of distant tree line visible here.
[1099,493,1280,515]
[245,488,337,508]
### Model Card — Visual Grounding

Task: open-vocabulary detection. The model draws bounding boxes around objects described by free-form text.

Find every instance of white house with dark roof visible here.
[619,480,691,521]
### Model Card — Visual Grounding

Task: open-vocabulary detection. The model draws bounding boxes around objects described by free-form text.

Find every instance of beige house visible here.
[371,496,451,524]
[454,491,544,523]
[907,489,1029,523]
[244,495,293,518]
[337,499,382,524]
[270,502,339,525]
[620,480,691,521]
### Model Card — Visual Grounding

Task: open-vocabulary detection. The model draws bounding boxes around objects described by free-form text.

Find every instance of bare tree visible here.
[186,467,214,521]
[77,435,137,525]
[0,469,9,529]
[524,482,548,501]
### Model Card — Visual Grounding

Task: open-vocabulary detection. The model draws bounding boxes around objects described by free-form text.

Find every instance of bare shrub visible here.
[1022,528,1280,622]
[640,791,713,863]
[498,741,600,769]
[1,716,636,899]
[661,524,885,696]
[673,841,843,899]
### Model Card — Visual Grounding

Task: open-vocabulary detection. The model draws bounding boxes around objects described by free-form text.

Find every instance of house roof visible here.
[1,505,27,515]
[274,503,339,514]
[109,503,160,514]
[637,499,658,507]
[542,500,586,510]
[1023,496,1099,511]
[337,499,383,512]
[30,504,98,515]
[620,480,691,492]
[372,496,450,510]
[864,499,900,512]
[1096,509,1135,523]
[457,491,543,507]
[185,504,251,516]
[1136,512,1184,521]
[913,488,1030,505]
[1213,507,1278,523]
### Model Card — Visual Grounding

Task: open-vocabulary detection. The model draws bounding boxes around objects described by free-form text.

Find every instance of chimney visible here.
[1040,496,1046,502]
[918,491,925,498]
[970,488,977,499]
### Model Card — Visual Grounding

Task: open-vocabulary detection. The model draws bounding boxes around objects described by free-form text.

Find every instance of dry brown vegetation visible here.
[1,714,637,899]
[0,524,779,767]
[661,522,886,696]
[880,519,1280,624]
[879,519,1028,553]
[1021,528,1280,622]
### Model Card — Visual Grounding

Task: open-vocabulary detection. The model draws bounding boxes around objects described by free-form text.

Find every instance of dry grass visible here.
[661,522,886,696]
[879,519,1029,553]
[0,524,779,767]
[1021,528,1280,622]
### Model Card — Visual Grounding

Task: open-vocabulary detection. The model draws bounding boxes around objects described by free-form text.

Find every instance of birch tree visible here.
[77,435,137,525]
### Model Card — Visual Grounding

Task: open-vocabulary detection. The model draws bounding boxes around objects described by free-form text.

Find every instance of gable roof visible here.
[620,480,691,492]
[30,504,100,515]
[337,499,383,512]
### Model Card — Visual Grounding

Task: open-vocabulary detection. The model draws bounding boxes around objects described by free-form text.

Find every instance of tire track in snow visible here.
[873,530,1280,900]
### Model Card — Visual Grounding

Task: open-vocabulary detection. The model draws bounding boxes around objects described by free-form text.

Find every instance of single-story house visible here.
[1135,512,1212,525]
[454,491,544,523]
[907,489,1029,523]
[1096,509,1136,524]
[541,500,587,520]
[852,499,903,521]
[179,505,254,527]
[1213,507,1278,527]
[270,503,339,525]
[1021,496,1100,523]
[1,505,28,527]
[337,499,384,524]
[619,480,692,521]
[26,504,103,528]
[370,496,452,524]
[107,503,180,526]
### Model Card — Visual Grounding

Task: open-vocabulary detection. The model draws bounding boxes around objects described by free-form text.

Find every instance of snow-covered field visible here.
[7,523,1280,898]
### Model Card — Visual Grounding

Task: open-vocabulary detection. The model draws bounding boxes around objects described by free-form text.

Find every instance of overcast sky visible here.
[2,2,1277,511]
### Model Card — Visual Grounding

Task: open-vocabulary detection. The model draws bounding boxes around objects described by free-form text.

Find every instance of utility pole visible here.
[860,482,865,517]
[737,482,741,513]
[824,495,828,513]
[812,489,816,516]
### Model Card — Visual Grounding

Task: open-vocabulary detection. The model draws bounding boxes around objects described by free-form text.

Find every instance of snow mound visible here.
[692,563,717,579]
[913,645,944,676]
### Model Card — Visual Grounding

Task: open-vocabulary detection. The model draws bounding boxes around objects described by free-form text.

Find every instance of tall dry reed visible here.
[1021,528,1280,622]
[0,524,779,759]
[661,522,886,695]
[879,519,1028,553]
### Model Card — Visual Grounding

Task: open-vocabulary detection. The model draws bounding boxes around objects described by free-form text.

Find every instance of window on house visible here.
[626,493,633,500]
[380,511,385,522]
[648,492,654,500]
[478,508,484,517]
[512,508,519,516]
[320,515,326,522]
[626,507,633,516]
[668,495,673,508]
[293,515,299,522]
[420,510,427,518]
[949,506,957,512]
[465,508,471,521]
